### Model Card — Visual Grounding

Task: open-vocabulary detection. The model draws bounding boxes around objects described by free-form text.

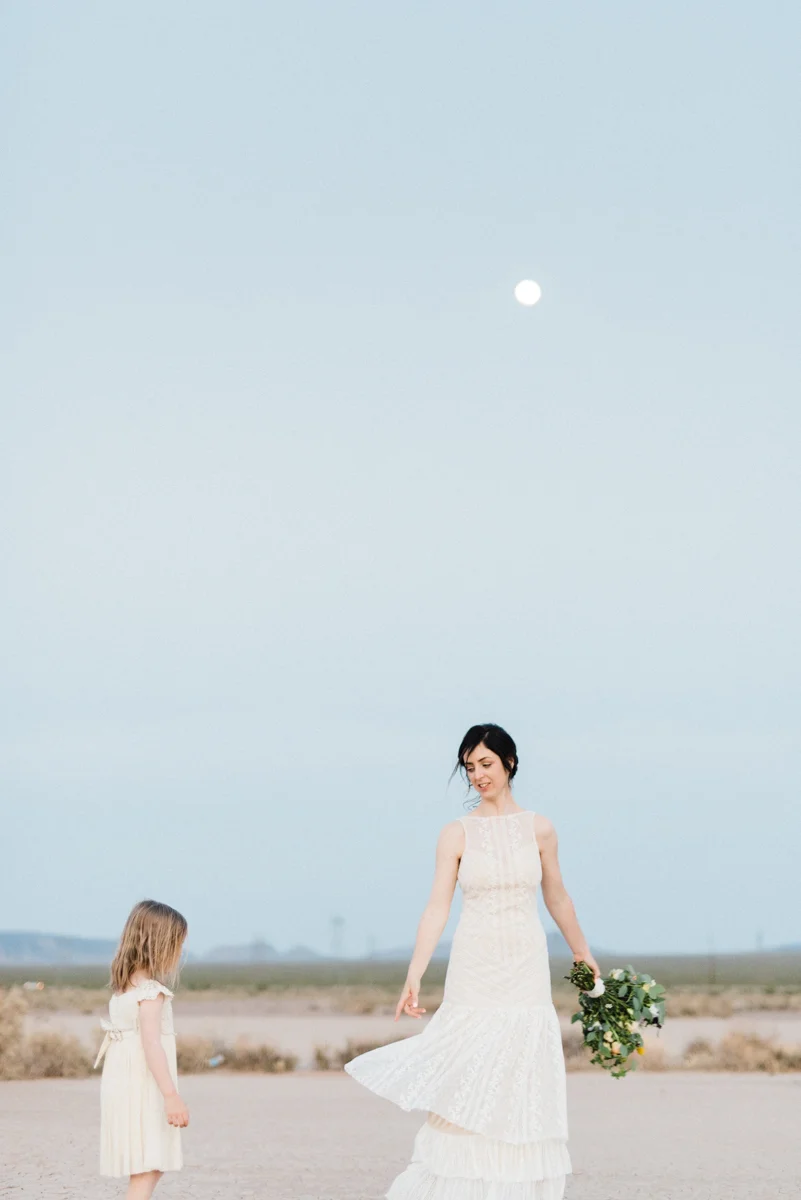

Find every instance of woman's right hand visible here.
[165,1092,190,1127]
[394,976,426,1022]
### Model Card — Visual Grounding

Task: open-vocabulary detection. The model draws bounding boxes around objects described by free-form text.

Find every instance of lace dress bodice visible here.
[108,980,176,1035]
[447,811,552,1008]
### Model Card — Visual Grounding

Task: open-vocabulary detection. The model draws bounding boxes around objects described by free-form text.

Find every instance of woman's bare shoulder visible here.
[437,819,466,853]
[534,812,557,843]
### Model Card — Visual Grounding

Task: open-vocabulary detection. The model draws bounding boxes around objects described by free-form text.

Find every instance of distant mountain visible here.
[201,939,323,963]
[0,928,577,967]
[0,931,117,965]
[0,931,325,966]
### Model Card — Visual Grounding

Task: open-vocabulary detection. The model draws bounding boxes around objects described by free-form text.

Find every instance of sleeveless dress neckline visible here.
[462,809,530,819]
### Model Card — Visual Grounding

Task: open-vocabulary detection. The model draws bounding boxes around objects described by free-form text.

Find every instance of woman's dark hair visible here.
[454,723,518,784]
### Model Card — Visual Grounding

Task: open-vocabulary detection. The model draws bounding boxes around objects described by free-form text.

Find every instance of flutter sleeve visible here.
[134,980,174,1001]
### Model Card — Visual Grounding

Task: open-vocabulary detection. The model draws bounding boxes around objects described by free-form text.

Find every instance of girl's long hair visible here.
[110,900,188,994]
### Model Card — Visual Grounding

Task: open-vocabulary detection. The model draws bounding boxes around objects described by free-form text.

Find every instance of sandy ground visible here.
[26,1007,801,1067]
[1,1071,799,1199]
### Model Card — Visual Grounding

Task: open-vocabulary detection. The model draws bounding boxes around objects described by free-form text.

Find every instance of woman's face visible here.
[463,742,510,801]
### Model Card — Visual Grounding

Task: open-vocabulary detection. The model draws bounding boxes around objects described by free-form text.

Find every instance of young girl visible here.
[95,899,190,1200]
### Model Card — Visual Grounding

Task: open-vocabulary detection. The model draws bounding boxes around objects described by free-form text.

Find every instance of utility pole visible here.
[707,935,717,987]
[330,915,345,959]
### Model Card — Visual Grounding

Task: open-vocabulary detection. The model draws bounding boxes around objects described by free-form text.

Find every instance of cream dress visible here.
[345,811,570,1200]
[95,979,182,1178]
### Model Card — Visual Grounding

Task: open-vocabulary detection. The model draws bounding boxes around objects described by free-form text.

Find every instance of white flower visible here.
[611,1041,621,1054]
[628,1020,640,1033]
[642,982,651,992]
[610,969,624,980]
[603,1030,613,1042]
[649,1004,660,1018]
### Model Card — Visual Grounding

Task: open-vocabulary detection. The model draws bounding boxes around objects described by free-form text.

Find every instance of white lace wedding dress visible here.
[345,811,570,1199]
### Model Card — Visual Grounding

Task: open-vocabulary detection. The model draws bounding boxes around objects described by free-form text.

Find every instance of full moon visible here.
[514,279,542,307]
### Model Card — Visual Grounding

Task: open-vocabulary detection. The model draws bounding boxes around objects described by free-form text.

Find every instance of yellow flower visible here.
[642,983,651,992]
[637,1046,645,1055]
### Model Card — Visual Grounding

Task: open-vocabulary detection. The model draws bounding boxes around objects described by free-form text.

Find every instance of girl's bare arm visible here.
[139,996,189,1127]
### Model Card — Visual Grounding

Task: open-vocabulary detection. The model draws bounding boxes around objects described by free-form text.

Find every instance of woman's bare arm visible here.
[395,821,463,1020]
[536,815,600,977]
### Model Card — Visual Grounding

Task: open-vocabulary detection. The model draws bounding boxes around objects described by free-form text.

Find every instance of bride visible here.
[346,722,600,1199]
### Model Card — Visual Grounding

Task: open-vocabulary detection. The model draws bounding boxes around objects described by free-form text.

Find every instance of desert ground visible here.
[1,1070,799,1199]
[4,961,801,1196]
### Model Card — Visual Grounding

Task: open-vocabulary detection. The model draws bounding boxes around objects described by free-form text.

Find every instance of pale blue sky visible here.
[2,2,800,958]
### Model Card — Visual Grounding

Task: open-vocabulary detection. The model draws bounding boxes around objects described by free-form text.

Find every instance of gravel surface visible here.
[1,1071,799,1199]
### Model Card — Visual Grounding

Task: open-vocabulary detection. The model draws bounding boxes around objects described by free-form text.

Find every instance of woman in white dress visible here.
[346,723,600,1200]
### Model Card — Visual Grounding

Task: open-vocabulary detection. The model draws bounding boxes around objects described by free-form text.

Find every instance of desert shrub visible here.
[225,1040,297,1072]
[21,1032,92,1078]
[338,1037,402,1064]
[637,1041,668,1071]
[176,1036,296,1073]
[717,1034,780,1072]
[313,1037,406,1070]
[1,988,93,1079]
[683,1032,801,1073]
[663,988,801,1018]
[0,989,27,1079]
[682,1037,717,1069]
[682,1033,801,1073]
[561,1028,591,1071]
[668,992,734,1018]
[25,987,107,1015]
[314,1045,334,1070]
[176,1036,218,1073]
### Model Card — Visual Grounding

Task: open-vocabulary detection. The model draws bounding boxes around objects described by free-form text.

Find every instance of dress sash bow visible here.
[93,1020,134,1069]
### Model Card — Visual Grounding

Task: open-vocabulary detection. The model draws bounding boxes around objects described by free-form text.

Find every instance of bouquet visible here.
[566,961,666,1078]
